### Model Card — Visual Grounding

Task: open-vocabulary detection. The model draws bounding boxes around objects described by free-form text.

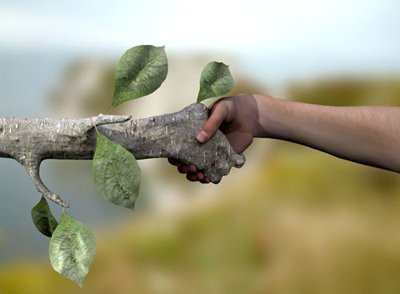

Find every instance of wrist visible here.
[252,94,284,138]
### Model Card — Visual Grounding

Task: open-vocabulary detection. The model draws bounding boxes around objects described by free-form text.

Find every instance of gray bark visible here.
[0,103,245,207]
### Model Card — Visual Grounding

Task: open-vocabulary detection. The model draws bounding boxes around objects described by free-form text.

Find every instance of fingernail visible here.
[196,130,209,143]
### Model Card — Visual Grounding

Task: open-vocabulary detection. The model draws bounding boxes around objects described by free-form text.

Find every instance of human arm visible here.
[256,94,400,172]
[170,94,400,182]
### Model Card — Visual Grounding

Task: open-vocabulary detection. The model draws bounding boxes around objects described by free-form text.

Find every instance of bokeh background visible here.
[1,0,400,293]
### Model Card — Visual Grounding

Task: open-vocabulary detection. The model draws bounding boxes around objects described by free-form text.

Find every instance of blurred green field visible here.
[1,78,400,293]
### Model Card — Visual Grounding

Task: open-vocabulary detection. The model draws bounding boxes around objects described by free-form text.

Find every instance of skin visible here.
[169,94,400,183]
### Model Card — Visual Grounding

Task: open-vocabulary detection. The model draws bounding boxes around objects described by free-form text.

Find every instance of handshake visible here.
[169,94,258,183]
[169,93,400,180]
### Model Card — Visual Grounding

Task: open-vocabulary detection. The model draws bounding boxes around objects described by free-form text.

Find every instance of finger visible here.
[177,163,197,173]
[186,171,207,182]
[196,103,227,143]
[186,173,198,182]
[200,175,210,184]
[168,157,179,166]
[186,172,210,184]
[178,165,191,174]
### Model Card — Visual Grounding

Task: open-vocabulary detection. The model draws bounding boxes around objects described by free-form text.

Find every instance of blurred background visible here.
[1,0,400,293]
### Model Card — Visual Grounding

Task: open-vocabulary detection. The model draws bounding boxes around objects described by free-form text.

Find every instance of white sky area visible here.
[0,0,399,86]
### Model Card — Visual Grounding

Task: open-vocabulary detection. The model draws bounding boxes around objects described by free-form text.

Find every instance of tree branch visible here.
[0,103,245,207]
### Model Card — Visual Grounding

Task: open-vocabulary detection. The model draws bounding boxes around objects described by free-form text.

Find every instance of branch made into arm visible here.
[0,104,245,207]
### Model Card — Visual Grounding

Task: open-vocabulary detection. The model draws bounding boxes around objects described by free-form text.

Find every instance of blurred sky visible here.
[0,0,399,263]
[1,0,399,86]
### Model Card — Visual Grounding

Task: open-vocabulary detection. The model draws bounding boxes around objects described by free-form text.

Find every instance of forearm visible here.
[254,94,400,172]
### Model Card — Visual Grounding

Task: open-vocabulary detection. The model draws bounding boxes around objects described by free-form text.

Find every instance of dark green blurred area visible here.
[1,78,400,293]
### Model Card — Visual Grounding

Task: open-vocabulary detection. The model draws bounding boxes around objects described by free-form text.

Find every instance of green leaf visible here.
[92,133,141,209]
[31,196,58,237]
[112,45,168,107]
[49,212,96,287]
[197,61,234,103]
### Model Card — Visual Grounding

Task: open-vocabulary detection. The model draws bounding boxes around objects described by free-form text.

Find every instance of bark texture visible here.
[0,103,245,207]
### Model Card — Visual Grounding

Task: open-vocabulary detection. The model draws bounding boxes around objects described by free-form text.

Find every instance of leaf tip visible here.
[74,277,84,288]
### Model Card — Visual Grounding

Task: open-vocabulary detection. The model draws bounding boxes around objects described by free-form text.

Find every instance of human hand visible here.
[169,94,259,183]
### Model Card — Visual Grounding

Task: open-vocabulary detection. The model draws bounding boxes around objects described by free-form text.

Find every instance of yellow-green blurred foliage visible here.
[289,77,400,106]
[1,78,400,294]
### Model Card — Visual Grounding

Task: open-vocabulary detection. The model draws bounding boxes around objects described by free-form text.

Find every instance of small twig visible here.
[18,155,70,208]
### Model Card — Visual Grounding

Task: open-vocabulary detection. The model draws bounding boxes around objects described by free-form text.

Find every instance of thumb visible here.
[196,104,227,143]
